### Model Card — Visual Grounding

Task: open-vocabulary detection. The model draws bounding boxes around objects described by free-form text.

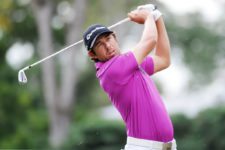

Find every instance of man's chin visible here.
[100,53,119,62]
[108,53,118,59]
[110,50,120,57]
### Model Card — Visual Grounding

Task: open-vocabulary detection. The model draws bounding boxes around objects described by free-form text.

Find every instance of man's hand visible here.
[137,4,162,21]
[137,4,156,12]
[128,9,153,24]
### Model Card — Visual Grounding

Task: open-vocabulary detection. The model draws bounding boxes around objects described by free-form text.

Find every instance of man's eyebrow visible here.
[104,34,111,38]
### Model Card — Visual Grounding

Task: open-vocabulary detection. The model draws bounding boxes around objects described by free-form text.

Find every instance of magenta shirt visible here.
[95,52,174,142]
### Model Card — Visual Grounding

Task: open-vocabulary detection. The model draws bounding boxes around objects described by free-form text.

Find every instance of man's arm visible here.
[152,17,171,73]
[128,9,158,65]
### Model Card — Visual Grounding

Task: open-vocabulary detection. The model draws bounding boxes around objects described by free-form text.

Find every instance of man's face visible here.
[89,33,120,62]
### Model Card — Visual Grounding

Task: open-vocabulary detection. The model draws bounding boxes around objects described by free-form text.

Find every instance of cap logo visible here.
[86,27,105,40]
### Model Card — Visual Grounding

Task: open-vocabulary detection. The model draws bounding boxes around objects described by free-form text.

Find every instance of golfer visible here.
[83,5,176,150]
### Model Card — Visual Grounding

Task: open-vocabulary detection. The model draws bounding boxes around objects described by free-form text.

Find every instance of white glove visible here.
[137,4,162,21]
[151,9,162,21]
[137,4,156,12]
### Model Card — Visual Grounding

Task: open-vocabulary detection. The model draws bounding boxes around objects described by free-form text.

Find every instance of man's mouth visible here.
[108,50,115,56]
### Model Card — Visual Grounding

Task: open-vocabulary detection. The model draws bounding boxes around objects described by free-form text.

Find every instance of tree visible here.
[0,0,48,148]
[31,0,87,148]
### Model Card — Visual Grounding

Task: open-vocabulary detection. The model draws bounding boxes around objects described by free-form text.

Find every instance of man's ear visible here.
[88,51,98,60]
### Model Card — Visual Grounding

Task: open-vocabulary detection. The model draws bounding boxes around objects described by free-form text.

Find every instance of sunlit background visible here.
[1,0,225,149]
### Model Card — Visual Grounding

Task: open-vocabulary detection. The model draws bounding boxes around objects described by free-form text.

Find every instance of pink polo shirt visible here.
[95,51,174,142]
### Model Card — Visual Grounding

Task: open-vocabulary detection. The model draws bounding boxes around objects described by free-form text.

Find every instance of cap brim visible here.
[89,30,113,50]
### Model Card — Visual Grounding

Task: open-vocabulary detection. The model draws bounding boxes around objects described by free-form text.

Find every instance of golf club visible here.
[18,17,130,84]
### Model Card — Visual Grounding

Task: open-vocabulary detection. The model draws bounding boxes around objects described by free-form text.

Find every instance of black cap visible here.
[83,24,113,51]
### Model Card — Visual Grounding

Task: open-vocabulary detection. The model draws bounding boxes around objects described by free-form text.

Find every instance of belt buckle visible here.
[162,142,172,150]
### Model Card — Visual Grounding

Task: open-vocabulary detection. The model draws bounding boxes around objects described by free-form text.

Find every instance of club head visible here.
[18,70,27,84]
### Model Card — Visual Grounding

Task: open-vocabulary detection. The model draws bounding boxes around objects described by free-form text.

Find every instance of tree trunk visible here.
[56,0,87,147]
[31,0,87,148]
[59,0,87,114]
[31,0,61,148]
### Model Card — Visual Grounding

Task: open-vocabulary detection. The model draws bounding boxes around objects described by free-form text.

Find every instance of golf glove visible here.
[137,4,156,12]
[137,4,162,21]
[152,9,162,21]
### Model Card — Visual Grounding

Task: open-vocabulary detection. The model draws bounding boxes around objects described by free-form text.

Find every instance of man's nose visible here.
[105,42,112,49]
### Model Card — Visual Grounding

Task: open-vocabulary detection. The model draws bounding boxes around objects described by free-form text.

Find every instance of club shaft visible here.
[22,39,83,71]
[21,17,130,71]
[108,17,130,29]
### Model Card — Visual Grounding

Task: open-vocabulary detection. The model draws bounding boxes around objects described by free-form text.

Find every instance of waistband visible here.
[126,137,177,150]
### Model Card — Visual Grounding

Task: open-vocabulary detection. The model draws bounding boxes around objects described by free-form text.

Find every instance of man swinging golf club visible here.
[83,4,177,150]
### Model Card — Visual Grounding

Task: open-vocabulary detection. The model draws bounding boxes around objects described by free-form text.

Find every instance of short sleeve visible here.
[140,56,154,76]
[106,52,138,84]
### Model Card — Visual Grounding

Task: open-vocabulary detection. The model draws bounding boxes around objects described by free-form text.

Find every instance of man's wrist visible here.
[145,13,154,23]
[151,9,162,21]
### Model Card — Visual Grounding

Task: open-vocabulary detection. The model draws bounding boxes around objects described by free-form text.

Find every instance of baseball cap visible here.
[83,24,113,51]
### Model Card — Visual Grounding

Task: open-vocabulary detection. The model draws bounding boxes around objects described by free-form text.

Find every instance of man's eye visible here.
[96,43,102,48]
[95,42,100,47]
[105,37,111,42]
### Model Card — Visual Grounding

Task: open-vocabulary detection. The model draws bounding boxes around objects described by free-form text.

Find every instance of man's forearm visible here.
[141,15,158,44]
[129,10,158,65]
[155,17,171,64]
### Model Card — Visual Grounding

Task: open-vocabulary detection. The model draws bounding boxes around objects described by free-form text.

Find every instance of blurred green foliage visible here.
[167,13,225,88]
[0,0,47,149]
[63,119,126,150]
[172,106,225,150]
[0,66,48,149]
